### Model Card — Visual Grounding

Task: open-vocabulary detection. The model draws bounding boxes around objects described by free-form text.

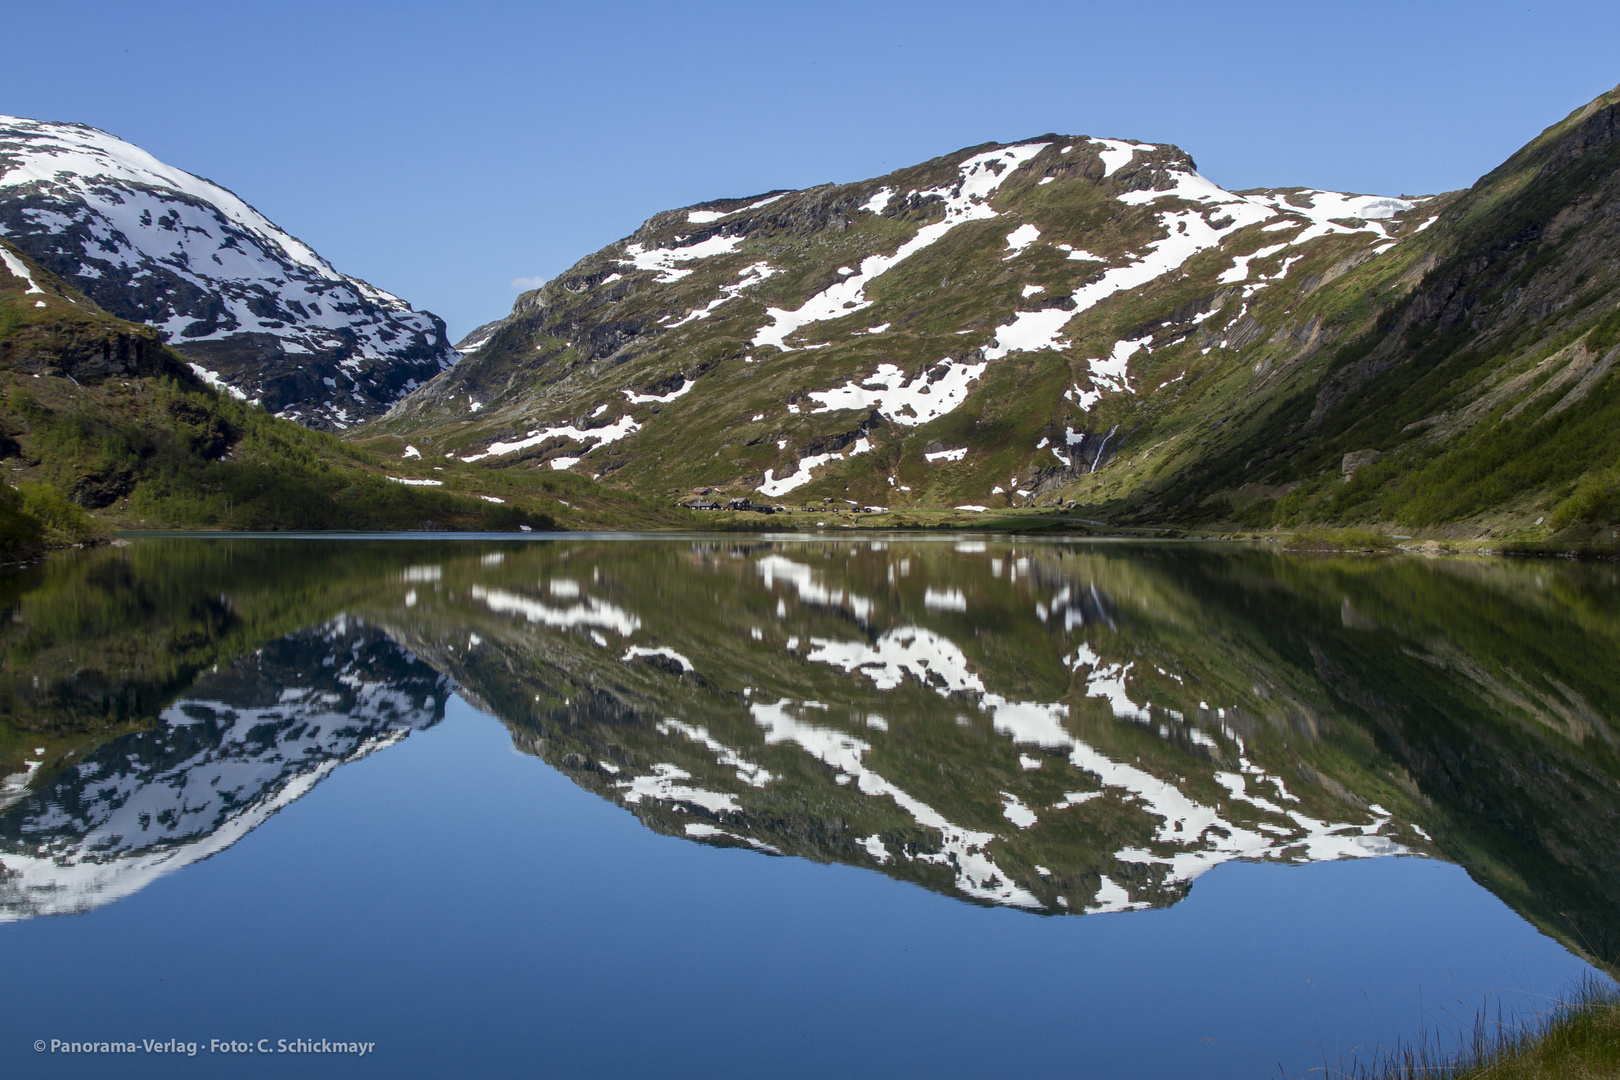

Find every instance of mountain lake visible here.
[1,535,1615,1078]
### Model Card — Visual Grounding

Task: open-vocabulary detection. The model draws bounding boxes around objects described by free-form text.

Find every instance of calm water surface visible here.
[2,536,1617,1078]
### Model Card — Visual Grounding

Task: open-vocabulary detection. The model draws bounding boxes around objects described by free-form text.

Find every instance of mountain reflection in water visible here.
[1,538,1616,963]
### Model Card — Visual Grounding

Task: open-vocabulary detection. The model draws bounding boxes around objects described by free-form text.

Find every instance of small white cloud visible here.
[510,275,546,291]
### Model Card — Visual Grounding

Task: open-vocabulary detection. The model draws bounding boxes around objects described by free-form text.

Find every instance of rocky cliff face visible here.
[0,117,459,430]
[0,238,174,383]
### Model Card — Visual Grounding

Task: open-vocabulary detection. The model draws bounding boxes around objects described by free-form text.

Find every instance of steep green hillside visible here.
[371,86,1620,545]
[1154,86,1620,544]
[0,240,694,556]
[369,130,1442,512]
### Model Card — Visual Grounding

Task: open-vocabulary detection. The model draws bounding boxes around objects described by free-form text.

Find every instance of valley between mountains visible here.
[4,86,1620,548]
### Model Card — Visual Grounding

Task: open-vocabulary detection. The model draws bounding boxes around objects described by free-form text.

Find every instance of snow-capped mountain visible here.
[0,117,458,429]
[378,83,1620,540]
[0,618,449,920]
[380,132,1435,503]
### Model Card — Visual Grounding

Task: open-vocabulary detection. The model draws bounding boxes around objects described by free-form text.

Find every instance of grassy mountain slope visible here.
[367,132,1441,512]
[0,240,695,556]
[1145,86,1620,544]
[371,87,1620,545]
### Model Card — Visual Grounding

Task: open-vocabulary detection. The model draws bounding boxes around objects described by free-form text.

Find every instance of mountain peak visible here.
[0,116,458,429]
[373,130,1429,511]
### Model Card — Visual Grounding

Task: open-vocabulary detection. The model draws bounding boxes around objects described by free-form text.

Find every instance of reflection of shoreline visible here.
[0,619,447,921]
[1,541,1616,962]
[383,548,1422,918]
[0,760,43,815]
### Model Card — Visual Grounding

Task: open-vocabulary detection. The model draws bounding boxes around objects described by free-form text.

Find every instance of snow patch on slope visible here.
[807,359,985,426]
[752,143,1049,351]
[460,414,640,463]
[622,233,746,284]
[759,437,873,497]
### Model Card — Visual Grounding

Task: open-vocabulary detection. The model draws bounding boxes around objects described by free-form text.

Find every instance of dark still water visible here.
[2,537,1617,1078]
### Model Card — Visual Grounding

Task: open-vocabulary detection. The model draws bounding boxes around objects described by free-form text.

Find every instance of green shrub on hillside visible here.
[17,482,106,546]
[0,483,43,561]
[1284,528,1395,552]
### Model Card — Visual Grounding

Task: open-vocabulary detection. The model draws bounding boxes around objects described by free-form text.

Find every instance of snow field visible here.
[808,358,986,427]
[621,233,747,284]
[758,437,873,497]
[0,248,42,293]
[686,192,787,224]
[752,143,1049,352]
[460,413,640,463]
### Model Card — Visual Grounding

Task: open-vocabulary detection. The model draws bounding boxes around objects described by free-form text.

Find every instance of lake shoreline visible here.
[97,525,1620,562]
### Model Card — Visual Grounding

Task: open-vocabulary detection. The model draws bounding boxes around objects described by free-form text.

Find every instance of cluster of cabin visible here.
[679,490,887,516]
[685,497,782,514]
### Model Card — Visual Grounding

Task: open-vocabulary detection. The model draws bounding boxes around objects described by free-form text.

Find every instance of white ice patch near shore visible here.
[758,437,872,497]
[460,414,640,463]
[752,142,1048,351]
[808,359,986,427]
[751,699,1041,908]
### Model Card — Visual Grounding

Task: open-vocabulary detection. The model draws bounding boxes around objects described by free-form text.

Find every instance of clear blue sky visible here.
[4,0,1617,340]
